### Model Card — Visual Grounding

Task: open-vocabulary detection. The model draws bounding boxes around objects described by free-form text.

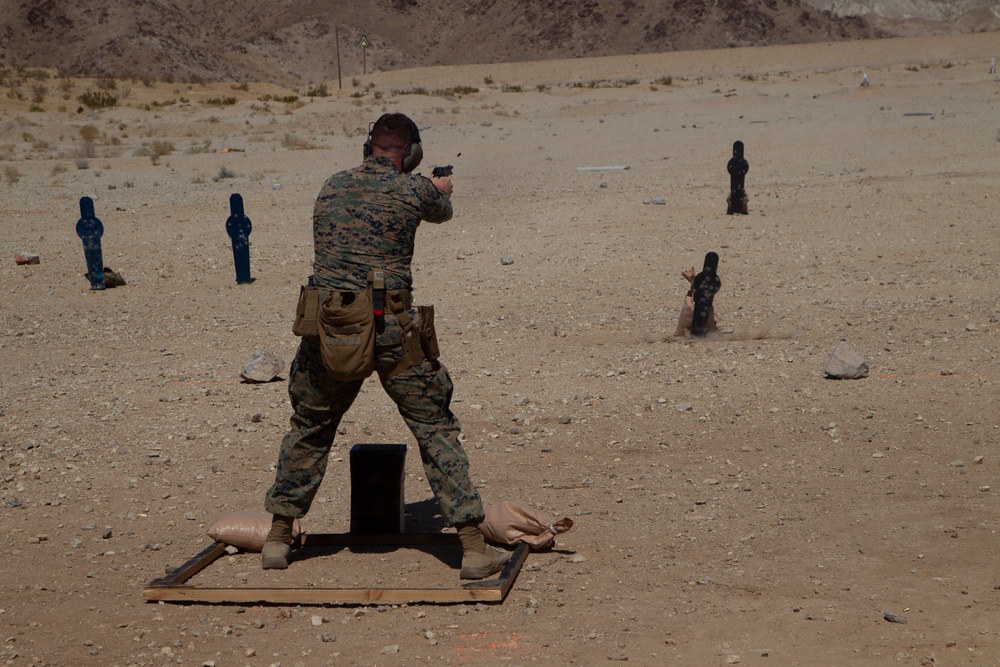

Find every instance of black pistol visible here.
[431,165,453,178]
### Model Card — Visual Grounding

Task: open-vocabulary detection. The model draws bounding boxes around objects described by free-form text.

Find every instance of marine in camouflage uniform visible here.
[263,114,506,578]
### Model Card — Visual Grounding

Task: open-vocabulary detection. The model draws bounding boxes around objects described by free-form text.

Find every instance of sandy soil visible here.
[1,33,999,666]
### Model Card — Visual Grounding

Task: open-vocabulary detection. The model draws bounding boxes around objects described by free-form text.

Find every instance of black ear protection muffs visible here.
[363,114,423,173]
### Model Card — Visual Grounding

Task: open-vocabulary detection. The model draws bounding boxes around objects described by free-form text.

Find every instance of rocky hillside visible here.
[0,0,995,85]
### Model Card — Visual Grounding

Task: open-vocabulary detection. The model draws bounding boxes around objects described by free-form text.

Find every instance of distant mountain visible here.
[803,0,1000,34]
[0,0,993,85]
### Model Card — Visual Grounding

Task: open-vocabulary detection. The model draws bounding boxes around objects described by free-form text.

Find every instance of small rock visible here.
[570,554,587,563]
[883,611,907,624]
[5,497,21,508]
[101,527,112,539]
[500,256,515,265]
[241,350,285,383]
[320,633,336,643]
[674,403,694,412]
[311,615,324,626]
[644,197,667,205]
[725,656,742,665]
[15,253,40,265]
[381,644,399,654]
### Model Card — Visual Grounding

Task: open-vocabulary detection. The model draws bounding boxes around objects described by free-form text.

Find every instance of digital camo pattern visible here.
[264,155,483,527]
[263,328,485,526]
[311,155,452,292]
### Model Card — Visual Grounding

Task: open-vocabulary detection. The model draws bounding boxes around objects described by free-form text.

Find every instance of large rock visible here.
[240,350,285,383]
[824,341,869,379]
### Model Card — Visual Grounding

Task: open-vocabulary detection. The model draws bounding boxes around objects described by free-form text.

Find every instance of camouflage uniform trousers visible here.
[264,313,485,527]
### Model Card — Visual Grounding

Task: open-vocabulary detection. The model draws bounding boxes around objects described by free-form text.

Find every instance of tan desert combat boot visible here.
[261,514,295,570]
[457,523,510,580]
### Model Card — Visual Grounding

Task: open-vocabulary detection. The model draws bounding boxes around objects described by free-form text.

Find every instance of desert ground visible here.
[1,32,999,666]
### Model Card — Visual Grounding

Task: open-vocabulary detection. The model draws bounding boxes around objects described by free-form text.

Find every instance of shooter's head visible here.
[364,113,423,173]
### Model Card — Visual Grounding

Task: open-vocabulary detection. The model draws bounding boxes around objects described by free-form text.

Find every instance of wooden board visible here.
[144,533,529,605]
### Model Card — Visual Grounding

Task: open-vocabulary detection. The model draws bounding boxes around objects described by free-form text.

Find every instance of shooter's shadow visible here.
[291,499,459,569]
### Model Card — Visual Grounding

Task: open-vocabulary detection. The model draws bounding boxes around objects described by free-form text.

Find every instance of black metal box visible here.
[349,443,406,533]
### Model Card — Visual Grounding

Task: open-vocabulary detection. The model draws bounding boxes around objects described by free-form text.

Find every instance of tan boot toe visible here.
[460,546,510,580]
[261,541,291,570]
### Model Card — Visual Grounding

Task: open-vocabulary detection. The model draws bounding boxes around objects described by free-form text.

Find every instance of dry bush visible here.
[79,90,117,109]
[79,125,100,142]
[213,166,237,181]
[3,165,22,184]
[282,133,320,150]
[150,140,175,156]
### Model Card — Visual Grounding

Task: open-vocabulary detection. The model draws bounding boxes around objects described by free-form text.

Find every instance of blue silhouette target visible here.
[76,196,106,290]
[226,193,253,284]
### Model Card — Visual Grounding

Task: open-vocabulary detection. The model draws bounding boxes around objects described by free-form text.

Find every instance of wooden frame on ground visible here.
[144,533,529,605]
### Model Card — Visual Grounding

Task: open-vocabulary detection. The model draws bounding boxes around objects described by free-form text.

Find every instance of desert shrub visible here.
[79,125,100,142]
[501,84,523,92]
[433,86,479,97]
[75,157,89,169]
[306,83,329,97]
[282,133,320,150]
[51,164,68,175]
[213,165,236,181]
[79,90,117,109]
[653,76,673,86]
[186,139,212,154]
[204,97,237,107]
[232,82,250,91]
[484,76,494,85]
[78,141,97,158]
[3,165,22,184]
[31,84,47,103]
[150,140,174,156]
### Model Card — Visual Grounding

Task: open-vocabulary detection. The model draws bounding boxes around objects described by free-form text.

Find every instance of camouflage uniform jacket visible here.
[312,155,452,292]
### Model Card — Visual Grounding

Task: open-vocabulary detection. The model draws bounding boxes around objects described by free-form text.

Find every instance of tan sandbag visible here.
[480,500,573,550]
[206,511,303,551]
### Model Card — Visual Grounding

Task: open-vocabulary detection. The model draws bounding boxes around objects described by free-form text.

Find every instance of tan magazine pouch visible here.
[317,290,376,382]
[292,285,326,337]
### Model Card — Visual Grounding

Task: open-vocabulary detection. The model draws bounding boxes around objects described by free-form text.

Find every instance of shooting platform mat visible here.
[144,532,529,605]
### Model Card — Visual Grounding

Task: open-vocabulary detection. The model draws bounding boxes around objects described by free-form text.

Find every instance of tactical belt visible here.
[293,272,421,378]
